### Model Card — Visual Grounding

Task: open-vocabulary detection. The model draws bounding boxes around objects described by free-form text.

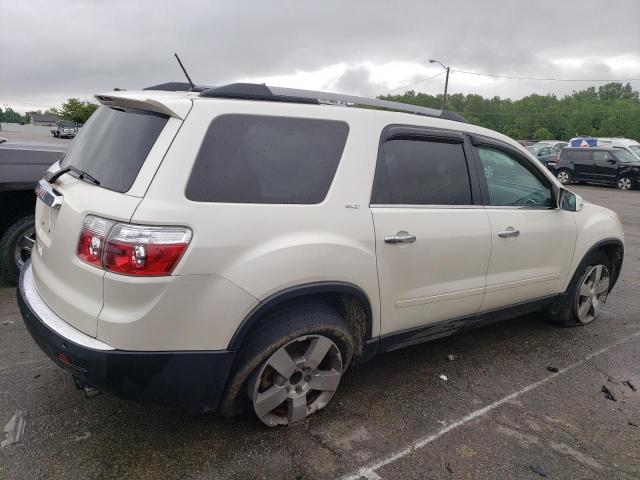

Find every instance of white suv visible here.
[18,83,624,427]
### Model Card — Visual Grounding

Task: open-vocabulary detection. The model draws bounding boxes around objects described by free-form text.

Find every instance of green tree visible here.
[533,127,553,140]
[380,82,640,141]
[60,98,98,124]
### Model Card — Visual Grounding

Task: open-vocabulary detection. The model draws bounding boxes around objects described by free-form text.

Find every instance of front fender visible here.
[563,203,624,291]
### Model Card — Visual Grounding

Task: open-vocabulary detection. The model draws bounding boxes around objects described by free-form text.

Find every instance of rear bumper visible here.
[17,261,235,412]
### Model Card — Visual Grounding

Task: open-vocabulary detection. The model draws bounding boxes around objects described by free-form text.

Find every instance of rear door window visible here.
[566,150,592,164]
[61,106,169,193]
[371,138,473,205]
[186,115,349,204]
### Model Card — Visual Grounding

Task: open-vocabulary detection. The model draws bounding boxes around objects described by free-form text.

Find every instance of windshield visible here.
[615,149,639,163]
[59,121,75,128]
[526,146,541,153]
[60,106,169,193]
[629,145,640,156]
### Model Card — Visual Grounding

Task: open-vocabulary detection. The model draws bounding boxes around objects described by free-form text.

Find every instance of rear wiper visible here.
[68,165,100,185]
[45,165,100,186]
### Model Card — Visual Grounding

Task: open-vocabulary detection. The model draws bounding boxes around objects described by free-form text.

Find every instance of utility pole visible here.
[443,66,450,110]
[429,59,450,110]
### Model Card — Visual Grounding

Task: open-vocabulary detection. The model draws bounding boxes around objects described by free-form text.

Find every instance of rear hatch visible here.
[32,100,187,337]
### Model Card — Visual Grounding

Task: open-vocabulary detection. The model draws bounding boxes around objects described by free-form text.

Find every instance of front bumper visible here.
[17,261,235,412]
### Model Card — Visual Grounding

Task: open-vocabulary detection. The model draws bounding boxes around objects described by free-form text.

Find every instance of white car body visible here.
[18,84,625,423]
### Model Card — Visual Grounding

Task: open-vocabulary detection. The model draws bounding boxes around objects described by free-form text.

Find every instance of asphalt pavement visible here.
[1,185,638,479]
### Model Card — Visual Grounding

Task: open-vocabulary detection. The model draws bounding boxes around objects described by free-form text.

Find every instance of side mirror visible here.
[560,189,583,212]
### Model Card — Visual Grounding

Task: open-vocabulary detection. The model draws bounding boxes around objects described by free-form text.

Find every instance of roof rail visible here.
[143,82,214,92]
[199,83,467,123]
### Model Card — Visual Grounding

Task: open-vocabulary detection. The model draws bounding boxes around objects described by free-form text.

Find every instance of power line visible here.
[382,71,445,95]
[451,69,640,83]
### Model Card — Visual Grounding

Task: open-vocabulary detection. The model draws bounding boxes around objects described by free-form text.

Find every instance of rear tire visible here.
[0,215,35,285]
[549,250,612,327]
[220,300,354,426]
[556,169,572,185]
[617,176,633,190]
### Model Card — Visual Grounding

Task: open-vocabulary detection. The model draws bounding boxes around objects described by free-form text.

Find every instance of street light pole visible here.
[443,66,450,110]
[429,59,450,110]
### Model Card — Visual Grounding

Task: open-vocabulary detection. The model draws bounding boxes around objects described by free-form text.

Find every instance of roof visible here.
[31,113,59,122]
[141,81,467,123]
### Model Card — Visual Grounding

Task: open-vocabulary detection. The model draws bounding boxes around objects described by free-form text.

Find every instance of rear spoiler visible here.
[94,95,187,120]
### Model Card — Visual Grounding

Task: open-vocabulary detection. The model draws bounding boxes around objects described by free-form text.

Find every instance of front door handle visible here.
[498,227,520,238]
[384,232,417,244]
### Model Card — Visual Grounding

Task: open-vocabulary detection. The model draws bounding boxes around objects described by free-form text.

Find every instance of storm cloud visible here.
[1,0,639,112]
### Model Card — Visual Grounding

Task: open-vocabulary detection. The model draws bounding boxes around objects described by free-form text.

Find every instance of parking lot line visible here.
[341,330,640,480]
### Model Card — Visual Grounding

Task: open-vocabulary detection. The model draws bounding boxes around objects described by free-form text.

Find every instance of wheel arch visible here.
[571,238,624,292]
[228,281,373,357]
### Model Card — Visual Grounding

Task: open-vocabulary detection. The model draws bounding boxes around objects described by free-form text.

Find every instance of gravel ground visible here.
[0,184,638,479]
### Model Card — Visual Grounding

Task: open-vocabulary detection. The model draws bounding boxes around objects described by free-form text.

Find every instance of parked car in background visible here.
[517,139,538,146]
[0,142,65,283]
[51,121,78,139]
[0,137,7,144]
[526,145,560,169]
[17,83,624,427]
[568,137,640,159]
[534,140,568,150]
[555,147,640,190]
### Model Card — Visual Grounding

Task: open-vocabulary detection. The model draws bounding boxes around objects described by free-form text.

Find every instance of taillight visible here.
[77,216,115,267]
[77,215,192,276]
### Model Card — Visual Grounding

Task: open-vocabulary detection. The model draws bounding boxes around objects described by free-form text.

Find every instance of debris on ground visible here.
[447,355,456,361]
[624,380,637,392]
[74,432,92,441]
[1,410,26,448]
[602,385,617,402]
[628,421,638,427]
[529,464,547,477]
[1,320,14,325]
[446,462,453,473]
[439,374,448,382]
[547,366,559,373]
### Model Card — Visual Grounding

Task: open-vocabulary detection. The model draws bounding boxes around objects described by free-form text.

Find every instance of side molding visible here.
[228,282,373,351]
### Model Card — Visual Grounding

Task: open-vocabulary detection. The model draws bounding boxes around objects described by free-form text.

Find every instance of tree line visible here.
[380,82,640,141]
[0,98,98,125]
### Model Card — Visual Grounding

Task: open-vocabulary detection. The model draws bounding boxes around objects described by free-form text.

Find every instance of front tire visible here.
[556,169,572,185]
[221,301,354,426]
[617,176,633,190]
[0,215,35,285]
[549,250,612,327]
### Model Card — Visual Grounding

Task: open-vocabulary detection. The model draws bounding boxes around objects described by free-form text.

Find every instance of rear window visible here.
[60,106,168,193]
[186,115,349,204]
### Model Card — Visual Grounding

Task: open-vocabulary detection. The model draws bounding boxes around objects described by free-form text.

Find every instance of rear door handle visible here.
[498,227,520,238]
[384,232,417,244]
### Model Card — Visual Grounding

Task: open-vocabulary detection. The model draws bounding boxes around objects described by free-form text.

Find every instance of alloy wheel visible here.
[575,264,610,324]
[557,171,570,184]
[617,177,632,190]
[13,226,36,271]
[250,334,343,427]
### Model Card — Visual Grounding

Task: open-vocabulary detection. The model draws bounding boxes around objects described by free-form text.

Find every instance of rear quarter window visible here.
[186,115,349,204]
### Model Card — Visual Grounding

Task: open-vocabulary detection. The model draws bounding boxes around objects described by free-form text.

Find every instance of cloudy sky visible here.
[2,0,639,113]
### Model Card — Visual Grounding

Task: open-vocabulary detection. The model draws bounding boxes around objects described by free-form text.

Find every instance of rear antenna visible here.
[174,53,195,90]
